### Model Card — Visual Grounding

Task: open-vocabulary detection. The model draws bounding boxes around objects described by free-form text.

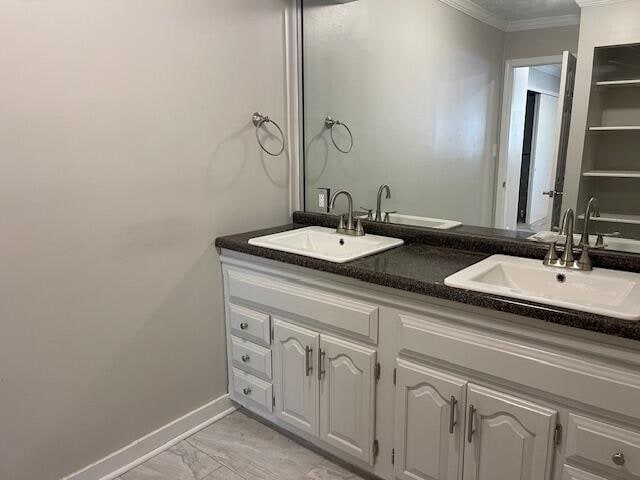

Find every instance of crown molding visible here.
[438,0,508,31]
[506,14,580,32]
[574,0,630,7]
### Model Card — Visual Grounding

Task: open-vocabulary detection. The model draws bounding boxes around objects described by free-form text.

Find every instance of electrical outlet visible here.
[318,192,326,209]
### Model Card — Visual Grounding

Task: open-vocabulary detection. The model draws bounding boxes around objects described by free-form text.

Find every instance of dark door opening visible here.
[517,90,538,225]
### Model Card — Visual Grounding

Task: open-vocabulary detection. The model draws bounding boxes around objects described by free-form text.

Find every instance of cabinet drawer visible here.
[563,465,611,480]
[232,368,273,413]
[229,303,271,347]
[230,336,272,380]
[227,268,378,342]
[566,414,640,477]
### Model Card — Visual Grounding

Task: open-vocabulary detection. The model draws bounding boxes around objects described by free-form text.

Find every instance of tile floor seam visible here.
[184,436,247,479]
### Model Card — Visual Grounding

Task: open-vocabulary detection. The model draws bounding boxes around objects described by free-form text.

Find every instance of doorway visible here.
[494,54,576,232]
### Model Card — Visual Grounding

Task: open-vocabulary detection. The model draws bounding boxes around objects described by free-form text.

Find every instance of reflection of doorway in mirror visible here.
[495,53,576,233]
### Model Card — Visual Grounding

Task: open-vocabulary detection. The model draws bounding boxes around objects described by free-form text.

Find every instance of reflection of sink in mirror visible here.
[445,255,640,320]
[359,212,462,230]
[530,231,640,254]
[248,226,403,263]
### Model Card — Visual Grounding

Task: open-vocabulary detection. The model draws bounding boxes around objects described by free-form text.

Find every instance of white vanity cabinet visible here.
[272,319,319,436]
[463,384,557,480]
[319,334,377,463]
[393,360,466,480]
[220,252,640,480]
[393,360,557,480]
[273,318,378,464]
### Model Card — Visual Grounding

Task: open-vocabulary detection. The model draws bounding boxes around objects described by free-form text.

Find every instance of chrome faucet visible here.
[330,190,365,236]
[579,197,600,247]
[544,207,598,271]
[375,184,391,222]
[560,209,576,265]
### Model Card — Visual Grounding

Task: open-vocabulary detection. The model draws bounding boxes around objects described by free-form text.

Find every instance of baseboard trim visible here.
[62,394,236,480]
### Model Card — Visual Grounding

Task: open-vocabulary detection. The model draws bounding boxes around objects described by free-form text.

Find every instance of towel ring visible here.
[252,112,285,156]
[325,116,353,154]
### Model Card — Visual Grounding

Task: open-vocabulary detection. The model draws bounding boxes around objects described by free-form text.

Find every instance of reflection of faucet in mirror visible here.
[375,184,391,222]
[579,197,600,247]
[330,189,365,236]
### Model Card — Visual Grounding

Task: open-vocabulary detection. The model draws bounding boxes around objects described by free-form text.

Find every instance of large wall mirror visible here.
[301,0,640,254]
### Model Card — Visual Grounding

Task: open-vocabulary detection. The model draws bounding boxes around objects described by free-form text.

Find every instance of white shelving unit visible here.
[583,170,640,178]
[588,125,640,131]
[596,78,640,88]
[576,43,640,240]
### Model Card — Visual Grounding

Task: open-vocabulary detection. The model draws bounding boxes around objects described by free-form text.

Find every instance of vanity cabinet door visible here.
[394,360,467,480]
[463,384,557,480]
[273,319,319,436]
[319,334,377,464]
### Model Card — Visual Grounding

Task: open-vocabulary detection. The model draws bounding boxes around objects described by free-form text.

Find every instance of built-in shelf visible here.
[577,213,640,225]
[589,126,640,132]
[583,170,640,178]
[596,79,640,88]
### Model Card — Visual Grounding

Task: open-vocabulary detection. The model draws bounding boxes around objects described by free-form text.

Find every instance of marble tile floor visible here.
[118,411,364,480]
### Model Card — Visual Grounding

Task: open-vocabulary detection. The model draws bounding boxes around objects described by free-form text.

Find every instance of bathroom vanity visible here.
[217,220,640,480]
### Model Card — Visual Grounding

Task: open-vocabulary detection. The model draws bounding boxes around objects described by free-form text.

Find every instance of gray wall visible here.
[504,25,579,60]
[0,1,292,479]
[303,0,505,227]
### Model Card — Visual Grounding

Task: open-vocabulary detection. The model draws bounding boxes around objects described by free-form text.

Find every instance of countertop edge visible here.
[215,226,640,342]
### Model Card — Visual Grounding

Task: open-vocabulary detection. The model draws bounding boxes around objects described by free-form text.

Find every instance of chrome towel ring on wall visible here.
[325,116,353,154]
[252,112,285,156]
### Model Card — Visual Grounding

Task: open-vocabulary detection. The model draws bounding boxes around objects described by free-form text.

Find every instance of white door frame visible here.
[493,55,563,229]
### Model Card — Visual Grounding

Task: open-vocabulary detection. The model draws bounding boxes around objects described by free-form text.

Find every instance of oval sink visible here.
[248,226,404,263]
[445,255,640,320]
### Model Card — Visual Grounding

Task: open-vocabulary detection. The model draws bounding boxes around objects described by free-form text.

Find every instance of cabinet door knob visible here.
[241,355,250,363]
[612,452,625,466]
[240,322,249,330]
[242,387,252,395]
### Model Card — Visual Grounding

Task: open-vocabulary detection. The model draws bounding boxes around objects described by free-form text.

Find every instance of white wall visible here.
[303,0,505,226]
[0,1,293,479]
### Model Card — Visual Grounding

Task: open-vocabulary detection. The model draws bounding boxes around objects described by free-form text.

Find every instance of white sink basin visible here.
[444,255,640,320]
[359,212,462,230]
[248,226,404,263]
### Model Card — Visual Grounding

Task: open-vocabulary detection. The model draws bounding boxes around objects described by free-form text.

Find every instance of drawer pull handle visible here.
[612,452,625,466]
[467,405,476,443]
[304,346,313,376]
[240,322,249,330]
[449,396,457,434]
[242,387,252,395]
[241,355,250,363]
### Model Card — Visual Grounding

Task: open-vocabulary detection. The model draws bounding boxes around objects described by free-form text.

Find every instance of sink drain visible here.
[556,273,566,283]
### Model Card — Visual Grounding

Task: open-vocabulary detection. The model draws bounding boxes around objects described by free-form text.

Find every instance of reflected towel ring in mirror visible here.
[252,112,285,156]
[325,116,353,154]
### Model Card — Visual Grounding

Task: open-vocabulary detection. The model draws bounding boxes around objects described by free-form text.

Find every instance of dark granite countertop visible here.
[215,223,640,342]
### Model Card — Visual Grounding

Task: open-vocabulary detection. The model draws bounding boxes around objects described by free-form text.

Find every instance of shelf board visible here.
[588,126,640,132]
[577,213,640,225]
[596,79,640,88]
[583,170,640,178]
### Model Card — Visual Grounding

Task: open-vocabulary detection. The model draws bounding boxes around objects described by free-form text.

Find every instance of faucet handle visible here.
[595,231,620,248]
[359,207,374,220]
[543,242,560,265]
[355,218,365,236]
[384,210,398,223]
[337,215,346,231]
